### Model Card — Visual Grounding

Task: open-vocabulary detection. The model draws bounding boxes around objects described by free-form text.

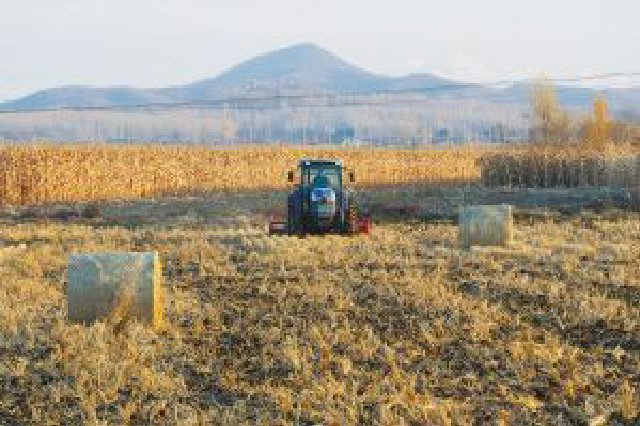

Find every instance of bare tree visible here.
[220,107,237,143]
[531,81,571,144]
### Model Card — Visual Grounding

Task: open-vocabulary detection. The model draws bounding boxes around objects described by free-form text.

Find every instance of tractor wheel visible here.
[287,191,302,236]
[346,204,358,234]
[287,201,296,235]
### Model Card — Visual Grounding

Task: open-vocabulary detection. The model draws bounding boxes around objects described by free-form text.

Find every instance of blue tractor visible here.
[269,159,370,235]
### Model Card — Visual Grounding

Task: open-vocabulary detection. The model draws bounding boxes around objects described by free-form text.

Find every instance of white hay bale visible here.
[67,252,163,328]
[459,205,513,248]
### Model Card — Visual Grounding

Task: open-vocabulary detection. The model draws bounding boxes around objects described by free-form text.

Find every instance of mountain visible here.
[181,43,389,97]
[1,44,455,110]
[2,43,639,113]
[4,86,169,110]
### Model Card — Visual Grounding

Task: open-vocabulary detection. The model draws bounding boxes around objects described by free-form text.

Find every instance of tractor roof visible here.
[299,159,342,167]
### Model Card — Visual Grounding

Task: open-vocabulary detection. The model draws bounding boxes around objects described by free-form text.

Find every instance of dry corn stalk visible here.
[479,145,639,188]
[0,144,486,205]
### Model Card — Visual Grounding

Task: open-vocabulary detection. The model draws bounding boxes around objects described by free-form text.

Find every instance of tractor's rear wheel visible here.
[287,191,302,236]
[347,204,358,234]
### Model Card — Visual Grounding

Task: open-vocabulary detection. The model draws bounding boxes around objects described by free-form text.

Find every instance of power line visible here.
[552,72,640,82]
[0,71,638,114]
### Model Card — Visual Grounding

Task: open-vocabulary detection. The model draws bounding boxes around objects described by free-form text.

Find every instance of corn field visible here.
[0,143,639,206]
[480,146,640,188]
[0,144,485,205]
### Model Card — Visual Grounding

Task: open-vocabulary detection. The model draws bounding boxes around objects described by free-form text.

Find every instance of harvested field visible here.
[0,190,638,425]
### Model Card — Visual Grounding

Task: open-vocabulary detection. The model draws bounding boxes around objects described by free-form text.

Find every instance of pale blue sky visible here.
[1,0,638,101]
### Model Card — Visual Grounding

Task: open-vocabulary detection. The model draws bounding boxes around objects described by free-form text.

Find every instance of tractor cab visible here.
[288,159,354,190]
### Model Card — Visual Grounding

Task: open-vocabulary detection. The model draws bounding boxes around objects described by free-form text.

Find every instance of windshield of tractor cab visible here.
[301,166,341,189]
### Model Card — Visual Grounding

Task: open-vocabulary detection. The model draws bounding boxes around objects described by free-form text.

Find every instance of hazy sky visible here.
[1,0,638,102]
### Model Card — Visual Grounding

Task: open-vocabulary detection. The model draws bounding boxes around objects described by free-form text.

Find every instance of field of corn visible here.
[480,146,640,189]
[0,144,638,206]
[0,143,638,425]
[0,144,485,205]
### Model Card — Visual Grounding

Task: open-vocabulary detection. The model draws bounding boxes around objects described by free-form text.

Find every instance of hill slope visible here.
[0,44,468,110]
[2,43,639,113]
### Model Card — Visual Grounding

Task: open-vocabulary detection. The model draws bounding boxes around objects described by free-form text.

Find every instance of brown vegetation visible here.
[480,145,639,188]
[531,82,633,147]
[1,142,639,207]
[0,193,638,425]
[531,82,572,144]
[0,144,486,205]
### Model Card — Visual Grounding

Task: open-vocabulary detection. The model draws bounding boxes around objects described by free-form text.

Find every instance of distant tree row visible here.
[0,101,530,145]
[531,81,635,148]
[0,86,636,145]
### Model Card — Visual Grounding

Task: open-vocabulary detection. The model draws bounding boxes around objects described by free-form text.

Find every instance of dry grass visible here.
[0,144,485,205]
[0,192,638,425]
[1,143,638,207]
[480,145,639,188]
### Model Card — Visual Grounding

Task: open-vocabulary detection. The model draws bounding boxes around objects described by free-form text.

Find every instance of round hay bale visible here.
[459,205,513,248]
[67,252,163,328]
